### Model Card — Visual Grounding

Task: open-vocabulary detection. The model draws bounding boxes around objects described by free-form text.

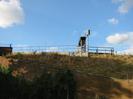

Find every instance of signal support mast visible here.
[78,30,90,53]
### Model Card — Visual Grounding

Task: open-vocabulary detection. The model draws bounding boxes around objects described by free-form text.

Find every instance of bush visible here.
[31,69,76,99]
[0,68,77,99]
[0,65,12,74]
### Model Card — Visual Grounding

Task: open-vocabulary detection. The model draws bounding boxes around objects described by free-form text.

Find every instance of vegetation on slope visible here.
[0,64,76,99]
[9,53,133,79]
[1,53,133,99]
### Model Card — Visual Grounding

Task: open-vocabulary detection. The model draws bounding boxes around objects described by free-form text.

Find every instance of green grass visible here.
[0,64,12,74]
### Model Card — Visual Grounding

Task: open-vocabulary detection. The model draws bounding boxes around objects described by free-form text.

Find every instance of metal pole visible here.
[87,35,89,53]
[87,30,90,53]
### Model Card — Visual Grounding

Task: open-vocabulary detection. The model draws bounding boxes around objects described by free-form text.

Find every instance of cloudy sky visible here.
[0,0,133,54]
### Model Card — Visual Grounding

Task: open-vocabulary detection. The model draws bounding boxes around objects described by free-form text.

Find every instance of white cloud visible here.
[118,0,133,14]
[106,32,133,54]
[106,33,129,44]
[112,0,133,14]
[108,18,119,25]
[0,0,24,28]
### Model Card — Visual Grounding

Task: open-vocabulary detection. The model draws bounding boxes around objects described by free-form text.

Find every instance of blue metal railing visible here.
[0,44,12,47]
[88,46,114,54]
[12,45,114,54]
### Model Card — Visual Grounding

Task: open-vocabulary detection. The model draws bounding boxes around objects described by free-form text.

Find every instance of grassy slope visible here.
[2,53,133,99]
[0,56,10,67]
[9,53,133,79]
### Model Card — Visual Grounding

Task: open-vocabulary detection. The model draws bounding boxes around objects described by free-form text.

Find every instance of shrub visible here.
[31,69,76,99]
[0,65,12,74]
[0,68,77,99]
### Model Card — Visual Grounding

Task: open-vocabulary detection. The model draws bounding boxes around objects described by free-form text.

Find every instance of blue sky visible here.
[0,0,133,53]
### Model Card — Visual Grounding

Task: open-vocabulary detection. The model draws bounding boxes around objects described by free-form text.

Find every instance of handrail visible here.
[0,44,12,47]
[12,45,114,54]
[88,46,114,54]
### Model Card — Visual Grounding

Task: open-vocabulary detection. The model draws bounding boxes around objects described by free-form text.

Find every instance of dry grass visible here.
[76,74,133,99]
[0,56,11,67]
[5,53,133,79]
[2,53,133,99]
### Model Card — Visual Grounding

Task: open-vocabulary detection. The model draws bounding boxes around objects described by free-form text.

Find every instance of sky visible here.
[0,0,133,54]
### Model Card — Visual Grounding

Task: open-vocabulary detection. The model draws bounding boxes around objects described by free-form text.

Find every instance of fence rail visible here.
[0,44,12,47]
[12,45,114,55]
[88,46,114,54]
